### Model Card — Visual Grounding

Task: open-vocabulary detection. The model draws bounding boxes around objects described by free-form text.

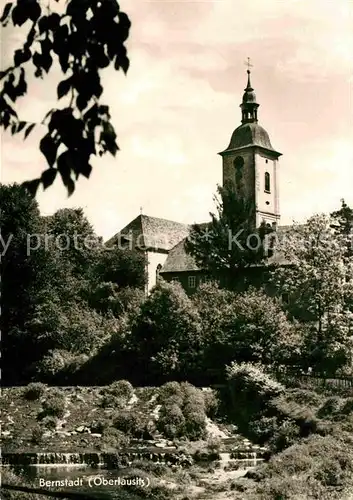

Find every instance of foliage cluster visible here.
[157,382,215,440]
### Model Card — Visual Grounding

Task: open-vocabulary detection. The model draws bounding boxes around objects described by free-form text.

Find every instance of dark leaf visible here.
[41,50,53,73]
[12,5,29,26]
[17,121,27,133]
[77,162,92,179]
[66,178,75,196]
[57,77,72,99]
[24,123,36,139]
[40,134,58,167]
[27,1,41,22]
[58,51,70,73]
[38,15,48,34]
[57,151,75,196]
[76,93,88,111]
[17,68,27,96]
[0,2,12,23]
[22,178,40,197]
[14,48,31,66]
[41,168,57,189]
[33,52,42,69]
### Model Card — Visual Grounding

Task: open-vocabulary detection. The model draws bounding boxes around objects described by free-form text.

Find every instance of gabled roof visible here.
[106,214,190,252]
[160,238,200,273]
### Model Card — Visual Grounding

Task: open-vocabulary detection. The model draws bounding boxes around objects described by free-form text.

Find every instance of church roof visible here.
[221,122,278,154]
[106,214,190,252]
[160,238,201,273]
[160,224,301,274]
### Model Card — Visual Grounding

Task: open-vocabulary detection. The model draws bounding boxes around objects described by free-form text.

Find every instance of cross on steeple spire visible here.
[240,58,259,124]
[245,57,253,71]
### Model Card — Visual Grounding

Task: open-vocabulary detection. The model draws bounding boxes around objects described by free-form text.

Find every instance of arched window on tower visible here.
[264,172,271,193]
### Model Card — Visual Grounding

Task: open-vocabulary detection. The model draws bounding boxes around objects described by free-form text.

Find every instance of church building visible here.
[107,67,284,294]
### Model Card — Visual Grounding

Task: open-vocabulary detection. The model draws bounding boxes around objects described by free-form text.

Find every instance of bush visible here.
[41,393,66,418]
[184,411,206,440]
[226,362,284,432]
[248,416,279,443]
[37,349,73,380]
[181,382,206,412]
[339,398,353,416]
[158,382,184,407]
[23,382,47,401]
[105,380,134,400]
[100,393,124,409]
[101,427,130,450]
[90,420,108,434]
[113,411,145,438]
[203,389,219,417]
[158,404,185,438]
[31,425,44,445]
[40,416,58,430]
[317,396,343,419]
[268,419,300,453]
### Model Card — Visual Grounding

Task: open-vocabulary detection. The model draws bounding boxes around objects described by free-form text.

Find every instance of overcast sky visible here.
[1,0,353,239]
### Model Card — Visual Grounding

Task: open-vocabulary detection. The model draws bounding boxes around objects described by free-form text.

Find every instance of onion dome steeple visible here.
[241,67,259,124]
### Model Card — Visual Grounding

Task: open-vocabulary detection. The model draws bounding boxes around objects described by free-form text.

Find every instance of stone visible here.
[91,433,102,438]
[2,431,11,437]
[75,426,86,433]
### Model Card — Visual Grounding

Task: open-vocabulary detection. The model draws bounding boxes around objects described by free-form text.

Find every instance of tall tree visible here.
[186,184,273,288]
[130,281,203,381]
[271,214,353,373]
[0,0,131,195]
[0,183,55,383]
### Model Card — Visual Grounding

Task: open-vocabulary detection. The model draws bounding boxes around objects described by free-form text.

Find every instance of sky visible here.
[1,0,353,239]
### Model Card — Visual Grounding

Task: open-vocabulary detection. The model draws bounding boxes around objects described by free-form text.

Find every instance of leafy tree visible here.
[90,246,147,289]
[0,183,56,383]
[0,0,131,195]
[130,281,203,380]
[192,282,300,370]
[271,214,353,373]
[185,184,273,288]
[331,199,353,263]
[45,207,100,278]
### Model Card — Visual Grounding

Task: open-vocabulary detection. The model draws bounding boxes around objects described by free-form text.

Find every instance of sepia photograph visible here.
[1,0,353,498]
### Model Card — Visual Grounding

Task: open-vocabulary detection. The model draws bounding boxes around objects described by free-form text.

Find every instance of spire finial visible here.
[245,57,253,71]
[244,57,253,89]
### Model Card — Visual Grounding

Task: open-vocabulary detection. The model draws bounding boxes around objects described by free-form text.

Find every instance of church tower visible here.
[219,65,281,227]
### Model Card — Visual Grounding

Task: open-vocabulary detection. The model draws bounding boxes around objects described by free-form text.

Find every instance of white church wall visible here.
[146,250,169,292]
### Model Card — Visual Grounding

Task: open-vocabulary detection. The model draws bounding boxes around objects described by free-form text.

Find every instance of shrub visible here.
[113,411,145,438]
[23,382,47,401]
[106,380,134,400]
[339,398,353,416]
[90,420,108,434]
[268,420,300,453]
[184,411,206,440]
[181,382,206,412]
[248,416,279,443]
[31,425,44,445]
[37,349,73,380]
[40,416,58,430]
[317,396,343,419]
[41,393,66,418]
[203,389,219,417]
[101,427,130,450]
[158,382,184,407]
[158,404,185,438]
[100,393,124,409]
[226,362,284,431]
